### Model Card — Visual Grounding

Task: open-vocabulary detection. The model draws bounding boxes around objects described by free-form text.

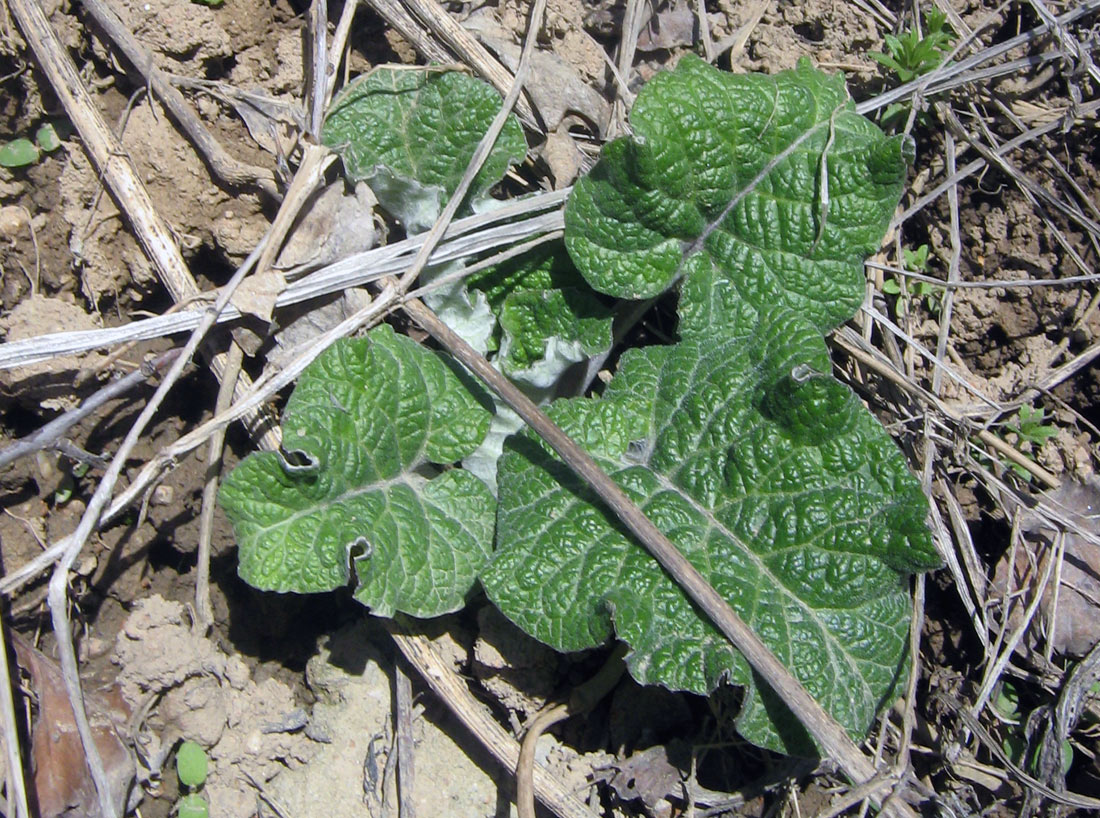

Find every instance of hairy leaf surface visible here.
[220,325,493,618]
[565,55,913,332]
[488,57,937,754]
[321,68,526,233]
[468,245,613,380]
[485,307,939,753]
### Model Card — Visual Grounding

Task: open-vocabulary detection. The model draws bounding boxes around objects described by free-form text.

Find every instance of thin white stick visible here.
[396,0,547,292]
[0,194,567,371]
[45,235,268,817]
[0,622,30,818]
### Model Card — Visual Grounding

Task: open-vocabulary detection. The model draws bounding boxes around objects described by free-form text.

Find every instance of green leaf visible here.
[565,56,912,333]
[176,740,208,789]
[0,138,39,168]
[220,325,494,618]
[321,68,527,233]
[469,245,613,381]
[178,794,209,818]
[34,123,61,153]
[485,307,939,754]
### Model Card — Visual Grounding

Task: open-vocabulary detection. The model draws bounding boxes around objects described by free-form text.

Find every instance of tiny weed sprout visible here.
[883,244,941,317]
[870,8,955,83]
[0,122,64,168]
[871,8,957,129]
[1010,404,1059,447]
[177,793,209,818]
[991,404,1057,480]
[175,740,209,818]
[176,740,209,789]
[902,243,930,272]
[221,59,940,756]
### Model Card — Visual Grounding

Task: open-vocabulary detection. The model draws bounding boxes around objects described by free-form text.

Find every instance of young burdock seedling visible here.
[221,57,941,757]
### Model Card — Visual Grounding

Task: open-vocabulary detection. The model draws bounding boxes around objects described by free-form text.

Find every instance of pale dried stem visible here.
[387,620,598,818]
[394,660,416,818]
[0,349,178,470]
[326,0,360,110]
[0,196,567,371]
[6,0,280,450]
[194,341,243,630]
[974,527,1061,717]
[0,620,30,818]
[517,704,570,818]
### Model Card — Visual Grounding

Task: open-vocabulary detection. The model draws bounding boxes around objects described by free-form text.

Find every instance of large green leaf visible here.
[321,68,527,233]
[484,306,939,754]
[565,55,913,332]
[220,325,494,618]
[488,57,935,754]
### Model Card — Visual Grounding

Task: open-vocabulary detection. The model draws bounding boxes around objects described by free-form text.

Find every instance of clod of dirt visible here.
[605,742,691,818]
[0,293,106,409]
[10,631,135,818]
[635,0,699,52]
[100,0,231,72]
[992,479,1100,657]
[112,595,318,818]
[271,618,506,817]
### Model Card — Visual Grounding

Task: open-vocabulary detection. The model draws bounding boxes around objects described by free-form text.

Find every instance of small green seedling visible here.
[994,404,1058,481]
[1009,404,1058,448]
[871,9,956,83]
[177,794,209,818]
[994,681,1073,776]
[902,243,930,272]
[872,9,956,128]
[882,244,942,317]
[0,123,63,168]
[175,740,209,818]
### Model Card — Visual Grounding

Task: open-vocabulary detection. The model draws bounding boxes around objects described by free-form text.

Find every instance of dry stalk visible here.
[5,0,280,450]
[78,0,278,197]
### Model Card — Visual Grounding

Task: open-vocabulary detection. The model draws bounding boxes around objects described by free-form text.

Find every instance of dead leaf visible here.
[10,631,134,818]
[539,125,583,189]
[993,479,1100,657]
[230,269,285,323]
[463,11,610,135]
[276,181,378,273]
[607,742,689,817]
[636,0,698,52]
